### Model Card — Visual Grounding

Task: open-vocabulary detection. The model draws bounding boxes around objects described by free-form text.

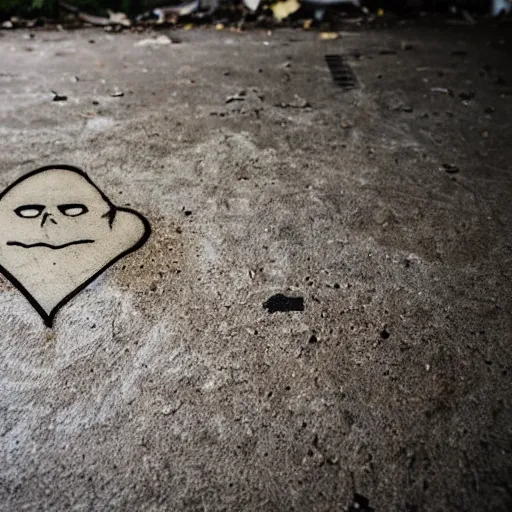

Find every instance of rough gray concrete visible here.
[0,24,511,512]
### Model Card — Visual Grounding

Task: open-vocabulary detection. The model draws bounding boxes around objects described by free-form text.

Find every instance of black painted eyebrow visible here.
[58,204,89,216]
[14,205,45,218]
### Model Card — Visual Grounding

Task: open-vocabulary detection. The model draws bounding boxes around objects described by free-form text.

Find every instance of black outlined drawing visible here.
[0,165,151,327]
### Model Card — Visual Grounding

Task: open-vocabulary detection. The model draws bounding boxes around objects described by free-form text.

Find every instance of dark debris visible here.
[263,294,304,313]
[442,163,460,174]
[52,91,67,102]
[348,493,375,512]
[459,91,475,101]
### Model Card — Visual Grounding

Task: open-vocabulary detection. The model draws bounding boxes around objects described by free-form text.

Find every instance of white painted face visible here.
[0,170,114,249]
[0,167,150,326]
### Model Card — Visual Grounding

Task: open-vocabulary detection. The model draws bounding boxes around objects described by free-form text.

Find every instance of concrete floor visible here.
[0,23,511,512]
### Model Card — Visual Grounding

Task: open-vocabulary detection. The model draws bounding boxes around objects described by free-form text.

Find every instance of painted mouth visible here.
[7,240,95,250]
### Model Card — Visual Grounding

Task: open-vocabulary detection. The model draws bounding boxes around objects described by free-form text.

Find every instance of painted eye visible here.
[58,204,88,217]
[14,205,45,218]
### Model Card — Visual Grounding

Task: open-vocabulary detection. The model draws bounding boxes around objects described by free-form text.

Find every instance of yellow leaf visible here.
[270,0,300,21]
[319,32,339,40]
[303,19,313,30]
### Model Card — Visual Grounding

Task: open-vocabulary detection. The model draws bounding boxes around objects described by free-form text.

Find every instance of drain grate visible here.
[324,54,358,90]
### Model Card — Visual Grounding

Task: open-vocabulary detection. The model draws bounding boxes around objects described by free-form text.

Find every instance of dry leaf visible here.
[270,0,300,21]
[319,32,339,40]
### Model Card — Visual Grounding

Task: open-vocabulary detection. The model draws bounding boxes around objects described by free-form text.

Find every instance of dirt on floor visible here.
[0,23,511,512]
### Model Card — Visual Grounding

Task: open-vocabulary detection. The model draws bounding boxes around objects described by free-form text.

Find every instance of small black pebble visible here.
[184,210,192,216]
[263,293,304,313]
[92,100,99,105]
[442,163,459,174]
[380,329,390,340]
[52,93,67,102]
[349,493,375,512]
[308,334,318,344]
[333,283,340,289]
[459,91,475,101]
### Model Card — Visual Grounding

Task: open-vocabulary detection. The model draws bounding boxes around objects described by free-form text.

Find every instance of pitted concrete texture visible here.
[0,25,511,512]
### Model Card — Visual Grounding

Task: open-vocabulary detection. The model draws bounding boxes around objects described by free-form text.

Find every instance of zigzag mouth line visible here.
[6,240,95,250]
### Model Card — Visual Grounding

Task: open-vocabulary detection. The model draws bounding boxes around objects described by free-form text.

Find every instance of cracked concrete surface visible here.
[0,24,511,512]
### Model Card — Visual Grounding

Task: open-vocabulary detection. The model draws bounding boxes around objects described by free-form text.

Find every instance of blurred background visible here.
[0,0,510,29]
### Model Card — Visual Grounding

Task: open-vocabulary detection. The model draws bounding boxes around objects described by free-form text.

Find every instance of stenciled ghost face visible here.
[1,170,115,249]
[0,166,151,327]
